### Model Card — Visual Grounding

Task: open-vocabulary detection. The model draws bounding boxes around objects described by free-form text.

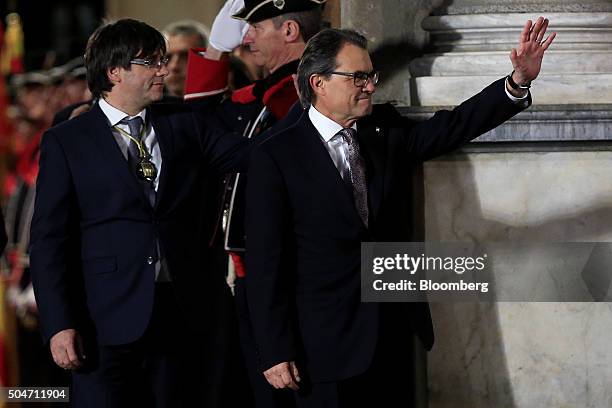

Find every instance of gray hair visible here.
[297,28,367,108]
[162,20,209,47]
[271,8,323,43]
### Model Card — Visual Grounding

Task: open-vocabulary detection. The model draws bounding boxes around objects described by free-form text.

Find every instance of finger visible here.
[509,49,518,68]
[536,19,549,43]
[52,347,70,369]
[272,374,286,389]
[284,378,299,390]
[529,17,544,41]
[277,378,288,389]
[269,376,282,389]
[50,342,63,363]
[266,369,287,389]
[65,342,82,369]
[279,369,298,390]
[529,17,545,42]
[520,20,532,43]
[541,32,556,50]
[264,372,280,388]
[277,367,291,385]
[290,361,301,383]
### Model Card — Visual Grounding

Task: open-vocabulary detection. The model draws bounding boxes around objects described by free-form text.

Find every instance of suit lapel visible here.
[292,113,363,224]
[86,104,151,208]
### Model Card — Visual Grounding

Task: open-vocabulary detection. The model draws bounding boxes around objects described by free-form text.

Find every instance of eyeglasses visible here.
[329,70,380,87]
[130,57,170,69]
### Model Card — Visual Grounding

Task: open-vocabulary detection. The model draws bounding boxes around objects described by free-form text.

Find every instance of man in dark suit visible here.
[30,19,251,407]
[245,22,555,406]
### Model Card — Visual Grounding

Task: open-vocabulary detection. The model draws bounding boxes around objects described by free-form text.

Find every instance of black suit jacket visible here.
[245,78,530,382]
[30,102,249,345]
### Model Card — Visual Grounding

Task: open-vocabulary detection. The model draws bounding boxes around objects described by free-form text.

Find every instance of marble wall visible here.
[341,0,612,406]
[424,150,612,407]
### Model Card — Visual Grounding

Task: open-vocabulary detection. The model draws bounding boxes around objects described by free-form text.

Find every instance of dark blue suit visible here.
[245,78,530,406]
[30,101,250,406]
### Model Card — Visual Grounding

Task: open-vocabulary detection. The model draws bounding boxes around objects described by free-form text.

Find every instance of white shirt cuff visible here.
[504,77,530,107]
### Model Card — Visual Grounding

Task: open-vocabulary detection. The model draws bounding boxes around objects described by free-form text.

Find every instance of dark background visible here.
[1,0,105,70]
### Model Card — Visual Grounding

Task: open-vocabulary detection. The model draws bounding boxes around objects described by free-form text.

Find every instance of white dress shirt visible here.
[99,98,163,191]
[308,105,356,181]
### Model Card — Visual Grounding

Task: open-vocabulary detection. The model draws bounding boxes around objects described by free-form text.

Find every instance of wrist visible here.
[204,47,225,61]
[506,81,529,98]
[508,70,531,89]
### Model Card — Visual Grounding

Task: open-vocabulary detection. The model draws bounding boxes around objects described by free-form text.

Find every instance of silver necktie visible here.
[122,116,144,163]
[119,116,155,206]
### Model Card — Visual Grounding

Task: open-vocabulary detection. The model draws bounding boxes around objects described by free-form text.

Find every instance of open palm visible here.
[510,17,556,85]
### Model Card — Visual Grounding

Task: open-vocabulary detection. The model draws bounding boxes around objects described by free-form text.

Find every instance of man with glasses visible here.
[30,19,251,407]
[245,24,555,407]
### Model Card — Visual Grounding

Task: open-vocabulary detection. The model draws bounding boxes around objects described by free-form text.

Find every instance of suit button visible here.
[146,256,154,265]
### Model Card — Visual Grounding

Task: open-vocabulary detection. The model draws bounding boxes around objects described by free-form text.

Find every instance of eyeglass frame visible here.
[328,70,380,87]
[130,57,170,69]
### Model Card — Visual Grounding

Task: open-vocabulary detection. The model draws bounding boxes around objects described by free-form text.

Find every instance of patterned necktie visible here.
[122,116,144,164]
[338,128,369,227]
[120,116,156,206]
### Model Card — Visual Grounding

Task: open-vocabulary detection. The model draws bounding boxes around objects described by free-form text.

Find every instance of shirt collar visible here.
[308,105,357,143]
[99,98,147,127]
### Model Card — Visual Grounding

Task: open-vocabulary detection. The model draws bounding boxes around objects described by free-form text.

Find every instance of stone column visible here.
[410,0,612,106]
[410,2,612,408]
[341,0,441,105]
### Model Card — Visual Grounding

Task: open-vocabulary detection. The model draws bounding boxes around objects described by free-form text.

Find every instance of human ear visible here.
[284,20,300,42]
[309,74,325,98]
[107,66,122,85]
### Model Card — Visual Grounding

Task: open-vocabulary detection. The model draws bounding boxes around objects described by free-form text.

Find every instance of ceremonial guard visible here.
[184,0,325,406]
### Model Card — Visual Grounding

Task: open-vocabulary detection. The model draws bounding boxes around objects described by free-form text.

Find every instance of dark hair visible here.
[271,7,323,43]
[297,28,367,108]
[162,20,209,47]
[85,19,166,98]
